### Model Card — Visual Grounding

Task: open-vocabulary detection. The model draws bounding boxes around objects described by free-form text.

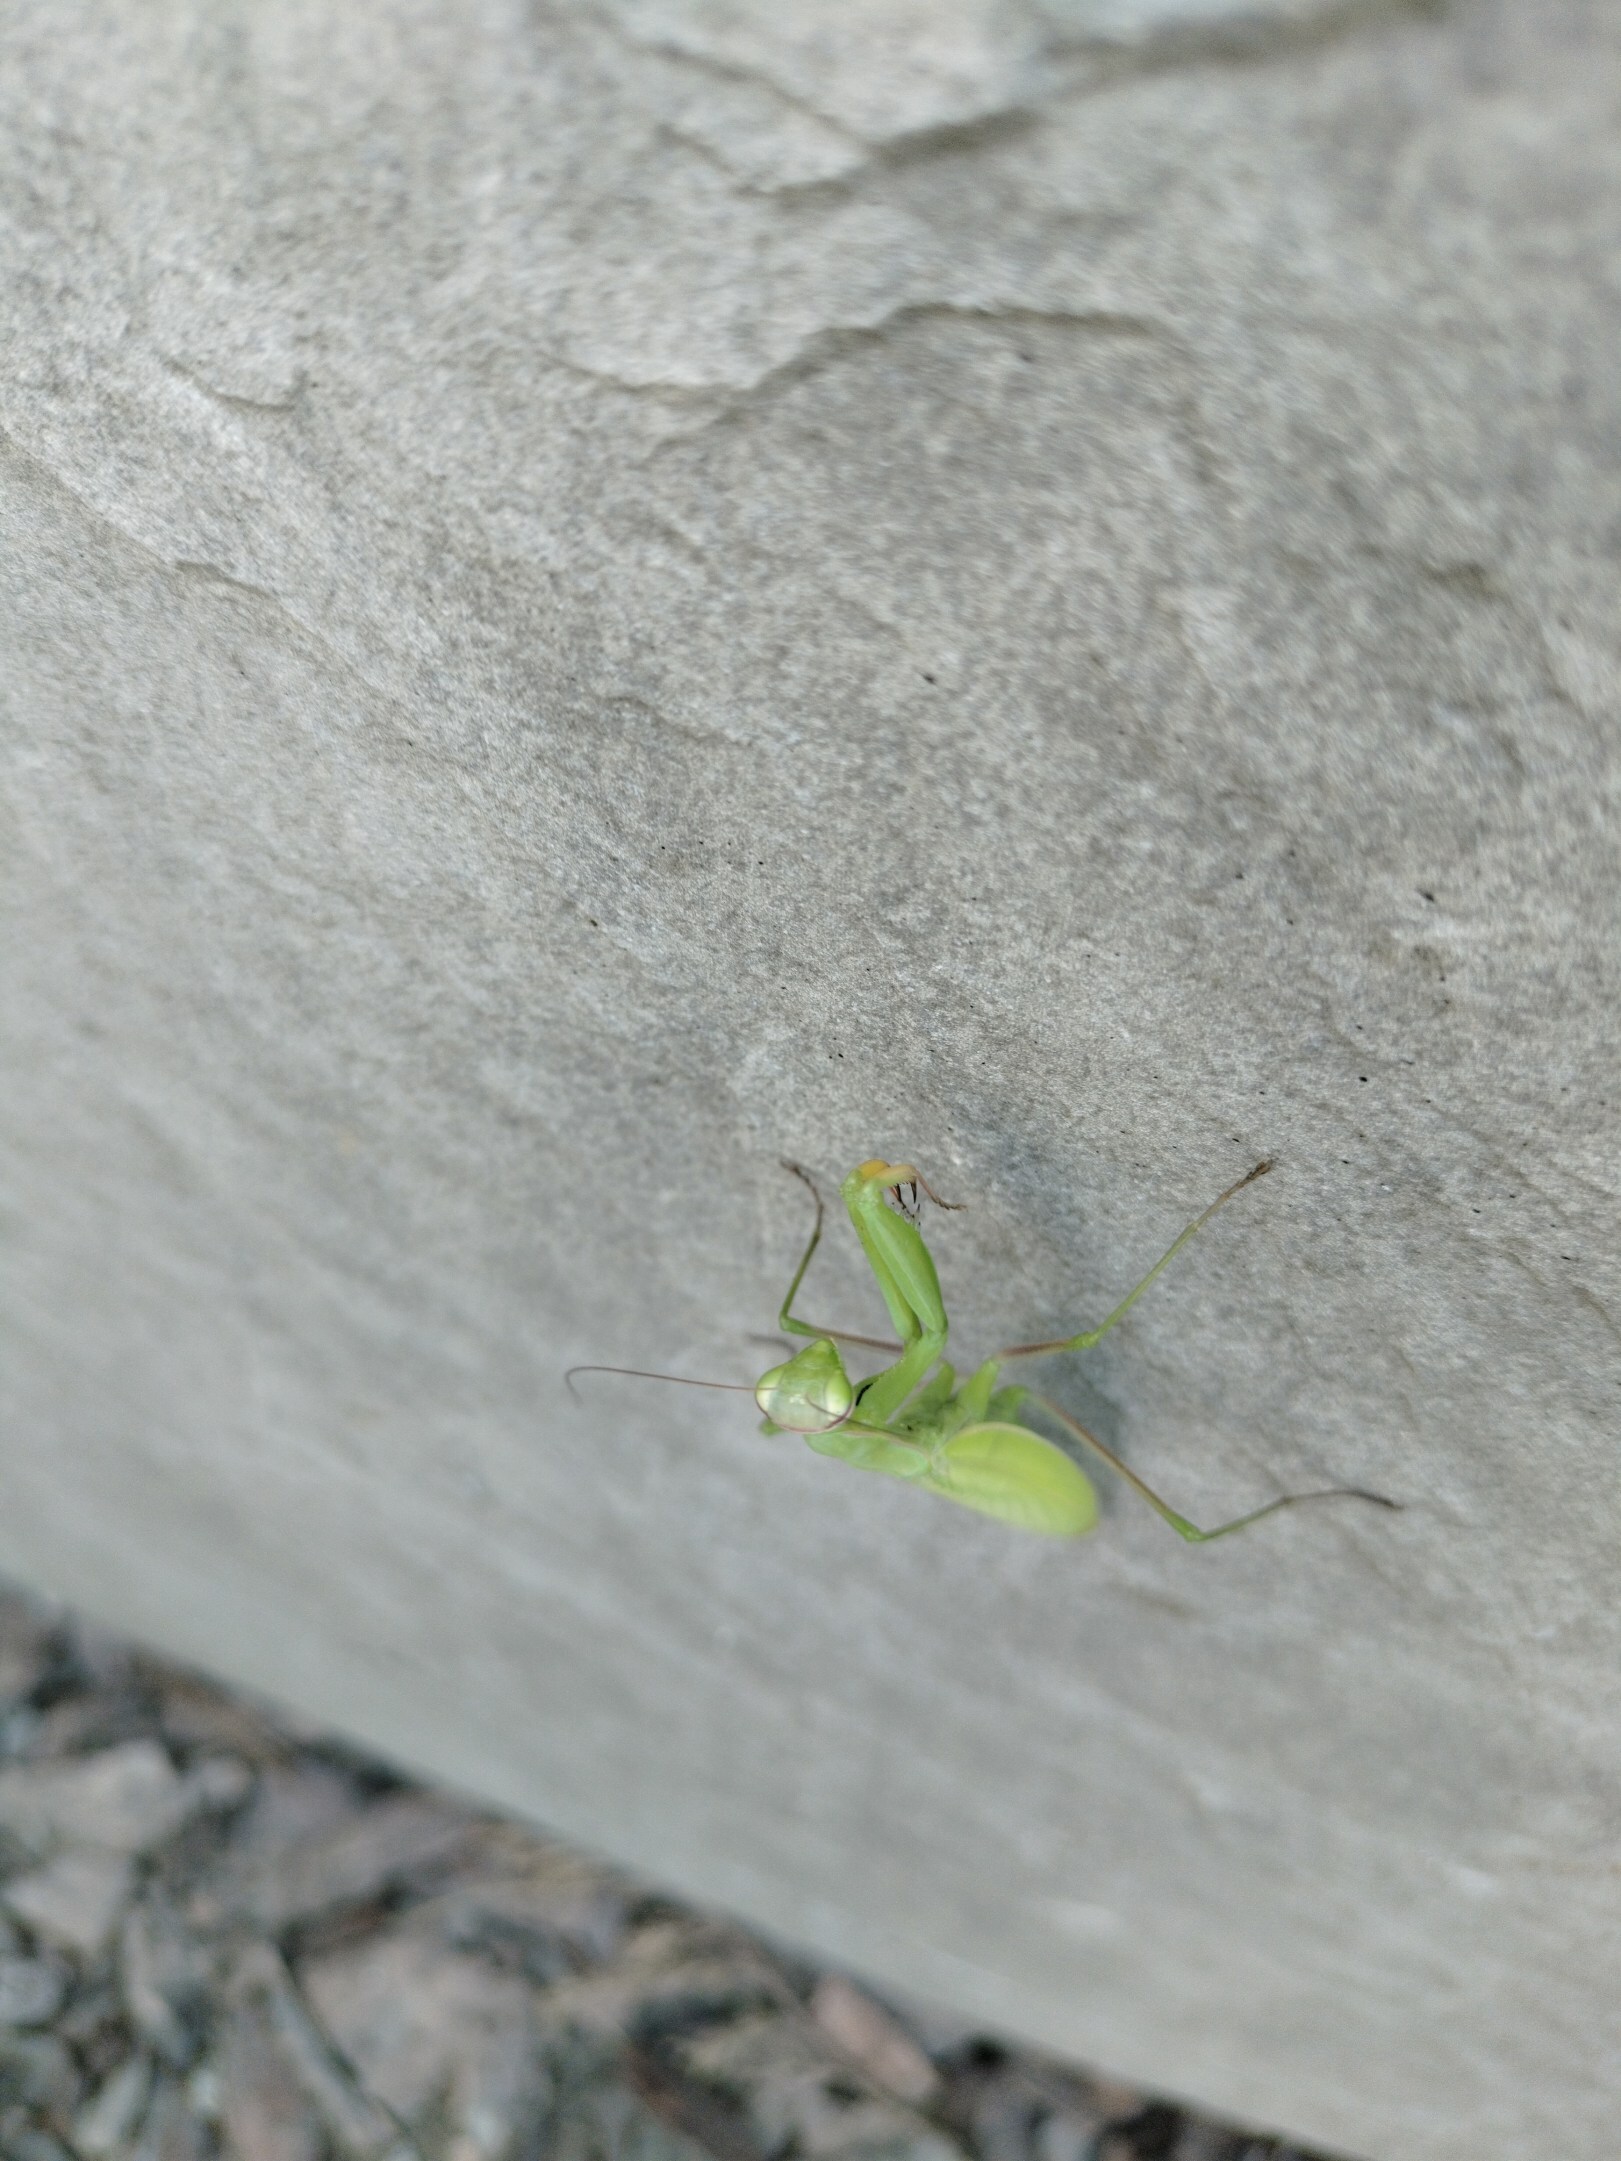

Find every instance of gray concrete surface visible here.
[3,3,1618,2156]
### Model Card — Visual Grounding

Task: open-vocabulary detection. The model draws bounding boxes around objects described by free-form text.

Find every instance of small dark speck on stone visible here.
[1419,889,1436,902]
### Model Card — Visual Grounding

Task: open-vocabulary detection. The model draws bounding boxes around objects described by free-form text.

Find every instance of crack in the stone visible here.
[160,352,305,415]
[598,0,1449,206]
[1043,0,1449,78]
[847,101,1046,177]
[2,422,185,576]
[537,298,1170,419]
[710,297,1167,414]
[671,301,1240,529]
[591,11,869,147]
[667,102,1044,205]
[1419,561,1502,603]
[1279,512,1594,724]
[590,2,1051,188]
[1,424,400,714]
[171,558,288,603]
[1571,1284,1621,1350]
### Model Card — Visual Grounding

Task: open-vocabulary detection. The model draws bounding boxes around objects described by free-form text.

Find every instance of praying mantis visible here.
[571,1157,1397,1541]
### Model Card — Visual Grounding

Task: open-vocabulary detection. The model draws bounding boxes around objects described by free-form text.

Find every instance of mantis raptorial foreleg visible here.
[996,1159,1274,1361]
[776,1163,903,1354]
[835,1158,958,1428]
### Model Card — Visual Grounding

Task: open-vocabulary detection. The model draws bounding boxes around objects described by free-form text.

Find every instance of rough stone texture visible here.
[1,3,1617,2157]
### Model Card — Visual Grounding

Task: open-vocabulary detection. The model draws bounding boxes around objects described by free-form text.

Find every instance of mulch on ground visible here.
[0,1584,1336,2161]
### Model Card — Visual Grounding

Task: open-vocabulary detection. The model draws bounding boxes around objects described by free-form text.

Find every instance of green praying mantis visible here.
[571,1157,1397,1541]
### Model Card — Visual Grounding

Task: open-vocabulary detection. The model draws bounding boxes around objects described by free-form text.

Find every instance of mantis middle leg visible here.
[997,1160,1273,1362]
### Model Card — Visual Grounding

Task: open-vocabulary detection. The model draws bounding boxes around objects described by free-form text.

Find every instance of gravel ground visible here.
[0,1584,1340,2161]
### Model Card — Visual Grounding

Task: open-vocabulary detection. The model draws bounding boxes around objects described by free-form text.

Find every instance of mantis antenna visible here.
[564,1364,759,1403]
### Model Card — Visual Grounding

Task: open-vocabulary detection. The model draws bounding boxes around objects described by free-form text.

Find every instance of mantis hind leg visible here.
[997,1160,1274,1362]
[1020,1387,1398,1542]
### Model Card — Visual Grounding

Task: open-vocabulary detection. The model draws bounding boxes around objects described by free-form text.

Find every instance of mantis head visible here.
[755,1338,855,1433]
